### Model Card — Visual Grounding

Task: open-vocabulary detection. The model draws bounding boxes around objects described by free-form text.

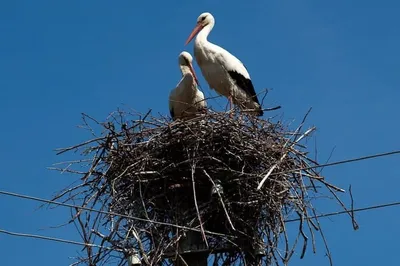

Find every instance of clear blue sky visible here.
[1,0,399,265]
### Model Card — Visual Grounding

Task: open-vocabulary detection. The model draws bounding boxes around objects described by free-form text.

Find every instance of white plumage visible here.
[169,51,207,120]
[185,12,263,116]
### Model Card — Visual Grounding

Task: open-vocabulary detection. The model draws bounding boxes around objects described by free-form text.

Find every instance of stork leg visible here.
[228,95,234,118]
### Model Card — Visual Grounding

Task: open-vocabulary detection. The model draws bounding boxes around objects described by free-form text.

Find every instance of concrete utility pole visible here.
[173,180,225,265]
[175,230,208,266]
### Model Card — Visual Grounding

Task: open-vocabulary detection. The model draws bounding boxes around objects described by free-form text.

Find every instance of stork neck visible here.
[196,23,213,44]
[179,67,197,93]
[180,65,192,75]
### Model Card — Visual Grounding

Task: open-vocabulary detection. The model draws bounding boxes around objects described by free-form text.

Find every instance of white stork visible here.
[169,51,207,120]
[185,12,264,116]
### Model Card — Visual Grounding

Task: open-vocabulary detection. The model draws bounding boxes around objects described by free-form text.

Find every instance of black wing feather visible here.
[228,70,261,105]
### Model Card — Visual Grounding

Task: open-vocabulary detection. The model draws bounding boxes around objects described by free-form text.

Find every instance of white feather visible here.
[169,52,207,120]
[187,12,263,115]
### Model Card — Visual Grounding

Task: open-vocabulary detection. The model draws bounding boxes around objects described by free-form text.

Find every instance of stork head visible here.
[185,12,215,45]
[179,51,199,86]
[196,12,214,27]
[178,51,193,66]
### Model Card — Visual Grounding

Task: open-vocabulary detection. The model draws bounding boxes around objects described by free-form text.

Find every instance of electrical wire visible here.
[1,149,399,222]
[1,200,400,248]
[285,200,400,222]
[274,149,400,175]
[0,190,227,237]
[1,149,400,248]
[0,228,114,250]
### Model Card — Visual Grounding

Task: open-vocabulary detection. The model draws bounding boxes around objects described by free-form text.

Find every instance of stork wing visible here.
[168,91,175,119]
[168,73,195,120]
[214,46,260,104]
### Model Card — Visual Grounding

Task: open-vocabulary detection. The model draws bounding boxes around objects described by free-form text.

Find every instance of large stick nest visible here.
[53,108,350,266]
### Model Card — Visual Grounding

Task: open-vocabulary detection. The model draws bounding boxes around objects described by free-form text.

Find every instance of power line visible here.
[1,200,400,249]
[1,187,400,225]
[0,228,114,250]
[285,200,400,222]
[0,190,227,237]
[0,150,399,221]
[1,149,399,239]
[273,149,400,176]
[306,149,400,170]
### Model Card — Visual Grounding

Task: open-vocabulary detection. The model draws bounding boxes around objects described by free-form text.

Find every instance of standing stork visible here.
[169,51,207,120]
[185,12,264,116]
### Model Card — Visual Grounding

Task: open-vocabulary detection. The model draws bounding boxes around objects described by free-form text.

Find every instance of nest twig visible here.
[51,107,351,266]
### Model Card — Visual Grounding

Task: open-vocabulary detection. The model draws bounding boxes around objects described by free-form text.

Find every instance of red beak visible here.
[185,23,203,45]
[188,62,200,87]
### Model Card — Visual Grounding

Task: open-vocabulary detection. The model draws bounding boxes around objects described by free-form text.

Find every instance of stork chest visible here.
[195,46,229,83]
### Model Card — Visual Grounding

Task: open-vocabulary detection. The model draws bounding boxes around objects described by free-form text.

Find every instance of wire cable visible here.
[273,149,400,176]
[0,228,114,250]
[1,188,400,224]
[0,150,399,222]
[0,190,227,237]
[1,149,400,240]
[1,200,400,249]
[285,200,400,222]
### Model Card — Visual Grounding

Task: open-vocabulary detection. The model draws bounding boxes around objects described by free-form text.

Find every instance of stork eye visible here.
[201,16,206,21]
